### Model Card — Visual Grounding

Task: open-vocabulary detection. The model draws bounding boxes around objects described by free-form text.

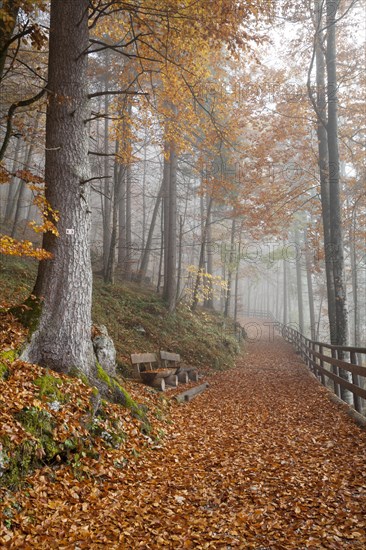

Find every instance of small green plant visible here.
[33,372,65,403]
[0,438,39,488]
[0,349,18,380]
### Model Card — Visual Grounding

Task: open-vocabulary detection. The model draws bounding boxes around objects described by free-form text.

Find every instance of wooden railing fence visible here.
[241,311,366,415]
[278,323,366,414]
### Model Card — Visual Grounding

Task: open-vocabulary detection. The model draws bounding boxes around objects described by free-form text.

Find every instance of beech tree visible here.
[24,0,96,374]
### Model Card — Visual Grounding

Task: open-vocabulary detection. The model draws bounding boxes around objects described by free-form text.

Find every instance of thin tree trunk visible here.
[275,266,280,320]
[102,67,112,278]
[138,182,164,283]
[117,166,127,269]
[350,209,360,347]
[191,197,213,311]
[224,217,236,318]
[234,232,242,322]
[124,161,132,280]
[141,133,148,251]
[105,142,123,284]
[3,137,22,223]
[176,215,184,300]
[162,141,171,296]
[295,227,304,333]
[11,112,41,237]
[316,291,324,341]
[283,257,288,326]
[305,229,316,340]
[157,199,164,294]
[204,194,214,309]
[163,140,177,312]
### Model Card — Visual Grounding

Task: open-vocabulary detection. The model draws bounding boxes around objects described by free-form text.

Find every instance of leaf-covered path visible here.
[2,332,366,549]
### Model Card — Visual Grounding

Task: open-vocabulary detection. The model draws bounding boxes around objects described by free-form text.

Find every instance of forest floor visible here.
[1,326,366,549]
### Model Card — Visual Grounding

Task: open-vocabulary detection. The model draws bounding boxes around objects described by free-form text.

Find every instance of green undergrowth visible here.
[96,362,150,432]
[92,278,242,375]
[0,360,151,489]
[0,257,242,376]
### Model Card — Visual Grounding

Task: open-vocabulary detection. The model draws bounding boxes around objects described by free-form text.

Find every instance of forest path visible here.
[3,332,366,549]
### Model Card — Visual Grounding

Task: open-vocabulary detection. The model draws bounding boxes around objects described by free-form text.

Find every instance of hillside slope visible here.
[0,256,243,489]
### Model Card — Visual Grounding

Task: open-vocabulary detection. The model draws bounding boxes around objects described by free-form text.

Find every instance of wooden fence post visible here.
[332,348,340,398]
[319,344,325,386]
[350,351,361,413]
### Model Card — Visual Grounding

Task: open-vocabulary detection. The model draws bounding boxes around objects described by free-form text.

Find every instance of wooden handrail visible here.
[278,322,366,414]
[241,310,365,415]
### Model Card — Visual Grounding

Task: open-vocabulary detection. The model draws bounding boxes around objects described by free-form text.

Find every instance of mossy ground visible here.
[1,256,242,374]
[92,277,241,376]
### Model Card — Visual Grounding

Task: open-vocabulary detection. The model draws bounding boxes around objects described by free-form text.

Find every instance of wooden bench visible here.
[160,351,199,383]
[130,352,178,391]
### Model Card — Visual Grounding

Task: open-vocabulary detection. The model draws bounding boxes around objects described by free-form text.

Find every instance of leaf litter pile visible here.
[1,330,366,549]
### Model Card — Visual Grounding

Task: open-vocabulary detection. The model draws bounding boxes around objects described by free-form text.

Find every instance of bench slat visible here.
[131,353,157,364]
[160,351,180,362]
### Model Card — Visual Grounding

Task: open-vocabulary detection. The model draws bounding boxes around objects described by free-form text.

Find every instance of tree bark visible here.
[295,227,304,334]
[176,214,184,300]
[124,160,132,279]
[11,111,41,237]
[313,0,337,343]
[105,142,124,284]
[137,182,163,283]
[234,232,242,323]
[102,68,112,279]
[204,194,214,309]
[163,140,177,312]
[283,257,288,326]
[24,0,95,376]
[224,217,236,318]
[191,197,213,311]
[3,136,22,224]
[325,0,348,347]
[117,164,127,269]
[304,229,316,340]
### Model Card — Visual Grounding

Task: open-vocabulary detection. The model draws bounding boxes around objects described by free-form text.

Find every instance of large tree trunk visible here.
[314,0,337,343]
[325,0,348,347]
[24,0,95,376]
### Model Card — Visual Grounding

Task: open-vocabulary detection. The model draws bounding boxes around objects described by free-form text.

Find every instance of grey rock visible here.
[92,324,117,377]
